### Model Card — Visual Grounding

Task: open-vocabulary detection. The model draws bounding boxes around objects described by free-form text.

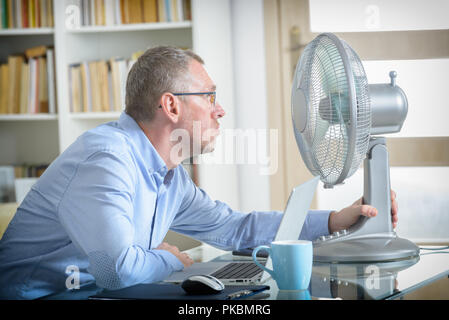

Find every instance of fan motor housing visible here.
[369,81,408,135]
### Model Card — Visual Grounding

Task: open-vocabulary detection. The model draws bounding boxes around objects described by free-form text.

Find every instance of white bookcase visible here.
[0,0,237,195]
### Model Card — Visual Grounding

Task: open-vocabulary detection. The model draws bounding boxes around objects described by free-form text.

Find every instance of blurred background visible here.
[0,0,448,250]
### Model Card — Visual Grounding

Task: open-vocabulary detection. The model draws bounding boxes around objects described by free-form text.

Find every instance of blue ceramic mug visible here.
[252,240,313,290]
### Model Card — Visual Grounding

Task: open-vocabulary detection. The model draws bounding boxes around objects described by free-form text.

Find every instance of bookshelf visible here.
[0,114,58,121]
[0,0,236,195]
[0,28,54,35]
[69,111,121,120]
[66,21,192,33]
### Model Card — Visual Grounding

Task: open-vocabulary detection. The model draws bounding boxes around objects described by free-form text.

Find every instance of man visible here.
[0,46,398,299]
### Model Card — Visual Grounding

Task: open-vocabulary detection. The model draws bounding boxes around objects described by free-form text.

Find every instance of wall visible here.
[230,0,271,213]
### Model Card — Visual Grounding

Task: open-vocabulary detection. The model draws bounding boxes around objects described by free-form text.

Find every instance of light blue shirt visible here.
[0,112,331,299]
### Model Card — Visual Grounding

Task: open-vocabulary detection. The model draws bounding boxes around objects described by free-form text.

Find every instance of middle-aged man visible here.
[0,46,398,299]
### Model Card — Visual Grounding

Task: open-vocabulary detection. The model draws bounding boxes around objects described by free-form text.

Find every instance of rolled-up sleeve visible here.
[58,151,183,290]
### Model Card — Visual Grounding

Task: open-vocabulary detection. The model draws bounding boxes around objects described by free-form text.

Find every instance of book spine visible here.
[47,0,53,27]
[28,58,36,113]
[40,0,47,27]
[21,0,28,28]
[34,0,40,28]
[46,48,56,113]
[164,0,170,22]
[0,64,9,113]
[16,0,22,28]
[29,0,34,28]
[7,0,13,28]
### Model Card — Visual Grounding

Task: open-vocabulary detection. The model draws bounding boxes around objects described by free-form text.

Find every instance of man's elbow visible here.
[87,250,137,290]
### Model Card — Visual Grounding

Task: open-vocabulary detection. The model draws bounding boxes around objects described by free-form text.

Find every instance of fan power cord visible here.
[419,246,449,251]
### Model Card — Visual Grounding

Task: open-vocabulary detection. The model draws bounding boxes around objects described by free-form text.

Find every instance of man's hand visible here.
[155,242,194,268]
[328,190,398,234]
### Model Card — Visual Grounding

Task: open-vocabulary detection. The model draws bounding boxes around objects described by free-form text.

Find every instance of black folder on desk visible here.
[89,284,269,300]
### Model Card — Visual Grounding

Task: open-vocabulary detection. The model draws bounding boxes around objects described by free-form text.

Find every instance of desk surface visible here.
[42,244,449,300]
[183,244,449,300]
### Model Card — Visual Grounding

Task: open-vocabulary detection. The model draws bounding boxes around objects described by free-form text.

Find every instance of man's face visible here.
[178,60,225,155]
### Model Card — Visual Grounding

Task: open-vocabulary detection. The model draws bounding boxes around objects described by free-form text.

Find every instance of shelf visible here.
[69,112,122,120]
[0,114,58,121]
[65,21,192,33]
[0,28,54,36]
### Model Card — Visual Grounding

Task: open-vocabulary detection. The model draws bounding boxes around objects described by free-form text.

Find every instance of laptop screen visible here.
[259,176,320,282]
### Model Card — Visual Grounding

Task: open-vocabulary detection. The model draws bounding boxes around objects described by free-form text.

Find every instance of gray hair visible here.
[125,46,204,122]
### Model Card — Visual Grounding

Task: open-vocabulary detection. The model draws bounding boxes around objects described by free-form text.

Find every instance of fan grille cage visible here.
[294,34,371,186]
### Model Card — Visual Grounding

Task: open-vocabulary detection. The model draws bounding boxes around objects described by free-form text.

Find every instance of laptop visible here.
[164,175,320,285]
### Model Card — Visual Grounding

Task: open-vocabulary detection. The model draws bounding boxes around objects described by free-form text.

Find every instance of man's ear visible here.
[159,92,180,123]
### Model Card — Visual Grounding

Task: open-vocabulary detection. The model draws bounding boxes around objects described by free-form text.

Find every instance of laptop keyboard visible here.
[211,262,264,280]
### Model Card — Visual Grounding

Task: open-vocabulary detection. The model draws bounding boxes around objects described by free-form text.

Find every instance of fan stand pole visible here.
[359,137,394,236]
[312,137,420,262]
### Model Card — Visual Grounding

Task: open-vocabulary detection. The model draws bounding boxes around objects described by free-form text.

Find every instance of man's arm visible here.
[170,168,331,250]
[58,151,185,289]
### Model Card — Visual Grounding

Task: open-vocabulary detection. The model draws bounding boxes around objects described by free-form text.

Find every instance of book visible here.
[94,0,105,26]
[34,0,41,27]
[97,60,109,112]
[109,58,120,111]
[80,62,92,112]
[19,61,30,114]
[104,0,115,25]
[25,45,47,59]
[164,0,171,22]
[47,0,53,27]
[0,64,9,113]
[143,0,157,23]
[157,0,166,22]
[21,0,29,28]
[90,0,95,26]
[7,0,13,28]
[114,0,121,24]
[177,0,184,21]
[38,56,48,113]
[8,55,24,114]
[128,0,141,24]
[69,64,82,113]
[0,0,6,29]
[107,62,114,111]
[16,0,22,28]
[170,0,178,22]
[39,0,46,27]
[46,48,56,114]
[117,58,128,109]
[28,58,38,113]
[29,0,35,28]
[183,0,190,20]
[89,61,101,112]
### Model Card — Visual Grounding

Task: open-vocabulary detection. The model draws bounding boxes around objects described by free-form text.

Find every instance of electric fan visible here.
[291,33,420,263]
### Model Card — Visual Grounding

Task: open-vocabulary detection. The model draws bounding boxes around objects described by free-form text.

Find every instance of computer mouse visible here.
[181,275,225,294]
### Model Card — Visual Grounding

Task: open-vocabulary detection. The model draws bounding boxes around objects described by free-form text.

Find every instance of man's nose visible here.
[212,102,225,119]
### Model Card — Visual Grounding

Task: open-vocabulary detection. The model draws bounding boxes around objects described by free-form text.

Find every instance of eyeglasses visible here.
[173,91,216,108]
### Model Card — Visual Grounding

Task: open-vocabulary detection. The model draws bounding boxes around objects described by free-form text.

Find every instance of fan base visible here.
[313,235,420,263]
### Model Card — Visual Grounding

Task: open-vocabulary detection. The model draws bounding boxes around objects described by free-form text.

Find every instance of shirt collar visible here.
[118,112,168,175]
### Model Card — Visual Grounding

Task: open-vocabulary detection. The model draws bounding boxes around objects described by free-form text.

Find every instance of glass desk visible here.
[182,244,449,300]
[42,244,449,300]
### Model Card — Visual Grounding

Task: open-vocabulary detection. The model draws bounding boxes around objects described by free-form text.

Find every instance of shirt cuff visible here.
[299,210,332,241]
[157,249,185,273]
